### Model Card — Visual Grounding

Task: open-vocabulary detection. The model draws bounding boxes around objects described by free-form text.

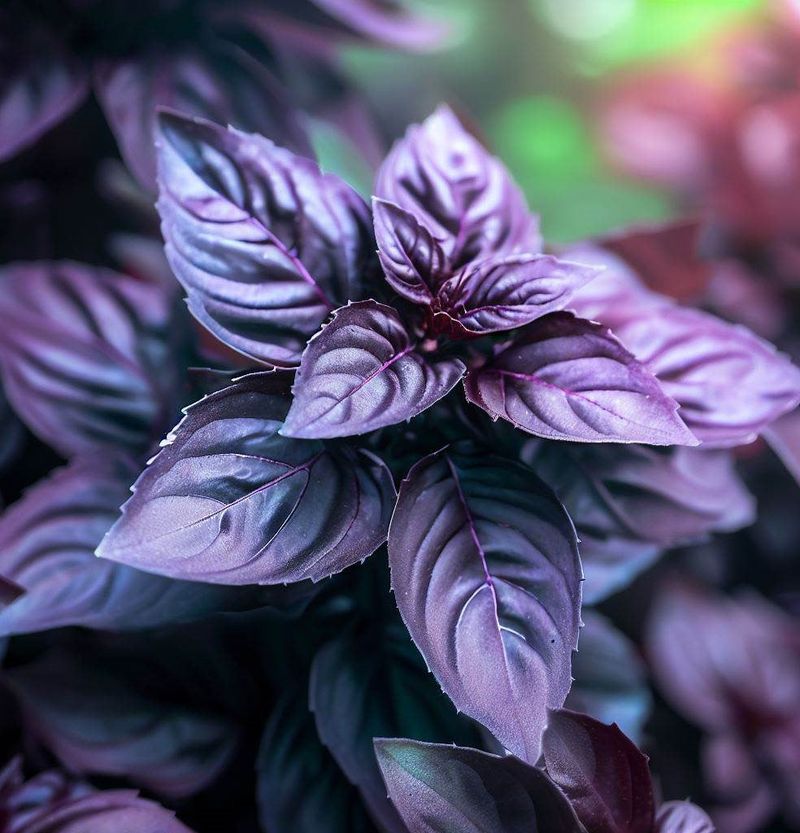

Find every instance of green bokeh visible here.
[341,0,766,243]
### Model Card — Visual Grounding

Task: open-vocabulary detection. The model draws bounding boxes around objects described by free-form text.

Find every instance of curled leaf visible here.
[376,105,540,269]
[156,111,373,366]
[437,255,600,336]
[282,301,466,439]
[656,802,716,833]
[373,198,446,305]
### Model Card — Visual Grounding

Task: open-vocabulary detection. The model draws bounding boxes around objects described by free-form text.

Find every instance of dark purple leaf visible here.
[655,802,715,833]
[436,255,600,336]
[0,23,88,162]
[376,106,541,270]
[373,198,447,305]
[542,710,655,833]
[257,690,377,833]
[18,790,195,833]
[610,305,800,447]
[0,457,275,636]
[567,611,651,743]
[0,262,183,457]
[388,449,581,762]
[465,312,696,446]
[282,301,466,439]
[156,111,374,366]
[598,220,712,303]
[95,45,311,191]
[7,651,238,800]
[97,373,395,584]
[310,624,478,833]
[374,739,582,833]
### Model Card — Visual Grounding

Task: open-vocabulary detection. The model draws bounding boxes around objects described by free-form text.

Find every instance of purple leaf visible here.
[388,449,581,762]
[436,254,601,336]
[257,690,377,833]
[282,301,466,439]
[655,802,715,833]
[310,624,477,833]
[0,457,274,636]
[376,106,541,270]
[95,45,311,191]
[17,790,195,833]
[530,442,755,552]
[156,111,374,366]
[528,440,753,602]
[542,710,655,833]
[7,651,238,800]
[0,262,183,458]
[373,199,447,304]
[0,758,91,833]
[374,739,582,833]
[0,23,88,162]
[567,611,652,743]
[97,373,395,585]
[610,305,800,447]
[569,248,800,446]
[646,584,800,735]
[465,312,697,446]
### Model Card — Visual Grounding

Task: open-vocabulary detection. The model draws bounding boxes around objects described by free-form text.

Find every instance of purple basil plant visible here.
[1,65,800,831]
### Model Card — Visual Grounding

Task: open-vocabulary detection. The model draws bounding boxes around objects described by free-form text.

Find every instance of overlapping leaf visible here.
[0,262,183,458]
[569,249,800,446]
[388,449,581,762]
[0,457,273,636]
[282,301,466,438]
[7,650,238,799]
[16,790,196,833]
[542,710,655,833]
[310,624,478,833]
[156,111,374,366]
[376,105,541,269]
[435,255,600,336]
[95,45,311,191]
[567,611,652,743]
[257,690,376,833]
[373,199,446,304]
[529,441,753,601]
[97,373,395,584]
[374,739,582,833]
[465,312,696,446]
[611,305,800,447]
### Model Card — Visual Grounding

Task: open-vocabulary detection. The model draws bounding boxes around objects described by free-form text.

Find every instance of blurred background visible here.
[332,0,763,242]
